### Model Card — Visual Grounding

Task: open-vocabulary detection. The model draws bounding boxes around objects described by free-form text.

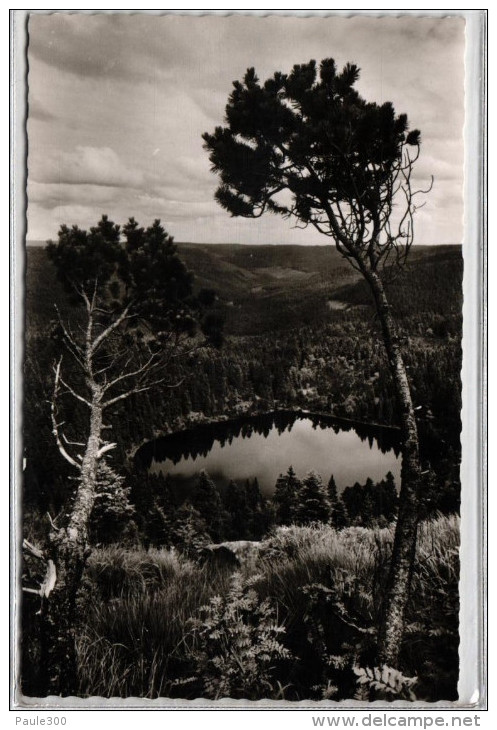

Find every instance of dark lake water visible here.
[136,411,402,497]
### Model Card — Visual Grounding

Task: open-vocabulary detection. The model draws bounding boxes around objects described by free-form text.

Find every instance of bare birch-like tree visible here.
[26,215,220,695]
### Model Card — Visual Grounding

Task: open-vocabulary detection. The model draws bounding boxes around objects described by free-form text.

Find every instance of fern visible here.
[353,664,418,701]
[186,572,292,700]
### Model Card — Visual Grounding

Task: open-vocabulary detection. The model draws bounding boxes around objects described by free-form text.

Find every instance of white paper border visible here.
[9,7,488,712]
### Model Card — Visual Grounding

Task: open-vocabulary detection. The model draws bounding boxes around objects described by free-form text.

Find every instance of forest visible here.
[22,239,462,700]
[24,243,462,520]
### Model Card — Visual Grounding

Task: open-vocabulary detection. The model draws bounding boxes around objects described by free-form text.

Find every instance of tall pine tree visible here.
[191,470,225,542]
[327,474,348,529]
[224,480,252,540]
[203,55,430,667]
[294,471,332,526]
[273,466,301,526]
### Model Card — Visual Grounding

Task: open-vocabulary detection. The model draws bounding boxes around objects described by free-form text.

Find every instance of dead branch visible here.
[62,434,86,448]
[102,379,165,408]
[40,560,57,598]
[23,538,45,561]
[102,353,157,393]
[90,303,132,356]
[51,360,82,470]
[58,373,92,408]
[54,305,85,369]
[97,442,117,458]
[22,539,57,600]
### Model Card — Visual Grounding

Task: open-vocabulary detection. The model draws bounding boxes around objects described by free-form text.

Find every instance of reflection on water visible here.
[136,411,402,497]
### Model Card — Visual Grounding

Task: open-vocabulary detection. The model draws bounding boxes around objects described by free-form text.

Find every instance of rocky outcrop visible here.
[200,540,262,569]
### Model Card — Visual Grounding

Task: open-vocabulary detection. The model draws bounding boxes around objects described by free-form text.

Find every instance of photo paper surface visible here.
[14,10,484,708]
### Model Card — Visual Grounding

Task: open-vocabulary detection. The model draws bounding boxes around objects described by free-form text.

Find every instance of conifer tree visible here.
[327,474,348,529]
[246,477,269,539]
[377,471,399,522]
[89,461,136,545]
[294,471,332,526]
[204,56,431,666]
[361,483,376,527]
[342,482,364,524]
[191,470,225,542]
[170,504,210,558]
[224,480,252,539]
[327,474,338,504]
[273,466,301,526]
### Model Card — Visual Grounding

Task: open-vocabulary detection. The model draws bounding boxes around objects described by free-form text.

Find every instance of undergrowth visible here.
[74,514,459,700]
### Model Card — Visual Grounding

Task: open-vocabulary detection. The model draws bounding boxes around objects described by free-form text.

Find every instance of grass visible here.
[78,548,235,698]
[74,514,459,700]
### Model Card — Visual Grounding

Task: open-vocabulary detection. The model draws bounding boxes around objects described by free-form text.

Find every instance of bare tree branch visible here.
[51,360,82,470]
[102,354,157,393]
[58,373,92,408]
[97,443,117,458]
[90,303,133,356]
[54,305,86,369]
[102,377,169,408]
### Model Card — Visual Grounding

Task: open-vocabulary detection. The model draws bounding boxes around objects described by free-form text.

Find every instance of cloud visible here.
[30,145,146,188]
[28,180,122,210]
[28,14,190,83]
[26,13,465,245]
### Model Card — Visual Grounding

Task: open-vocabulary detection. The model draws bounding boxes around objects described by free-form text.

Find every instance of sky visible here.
[27,12,466,245]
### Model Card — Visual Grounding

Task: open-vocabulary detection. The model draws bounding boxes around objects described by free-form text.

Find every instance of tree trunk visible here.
[39,536,87,695]
[364,270,423,668]
[40,394,103,696]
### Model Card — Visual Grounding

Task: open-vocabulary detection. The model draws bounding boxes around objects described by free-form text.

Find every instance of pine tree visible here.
[377,471,398,522]
[342,482,364,524]
[246,477,263,512]
[170,504,210,559]
[128,471,177,548]
[37,215,221,693]
[334,497,349,530]
[273,466,301,526]
[203,54,429,667]
[224,480,252,540]
[90,461,136,545]
[246,478,269,540]
[327,474,348,529]
[361,488,375,527]
[294,471,332,526]
[191,470,225,542]
[327,474,338,504]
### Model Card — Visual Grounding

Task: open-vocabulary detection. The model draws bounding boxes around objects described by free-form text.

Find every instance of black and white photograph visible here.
[15,10,483,706]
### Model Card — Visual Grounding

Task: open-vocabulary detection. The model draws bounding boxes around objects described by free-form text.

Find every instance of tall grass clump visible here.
[84,545,193,599]
[253,515,459,700]
[257,523,393,629]
[402,513,460,700]
[77,546,233,698]
[253,523,393,698]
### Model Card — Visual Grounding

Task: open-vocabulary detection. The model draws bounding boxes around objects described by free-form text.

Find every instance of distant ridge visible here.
[26,239,461,248]
[26,242,462,337]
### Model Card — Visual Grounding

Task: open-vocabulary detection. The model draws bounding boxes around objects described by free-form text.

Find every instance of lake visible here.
[136,411,402,498]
